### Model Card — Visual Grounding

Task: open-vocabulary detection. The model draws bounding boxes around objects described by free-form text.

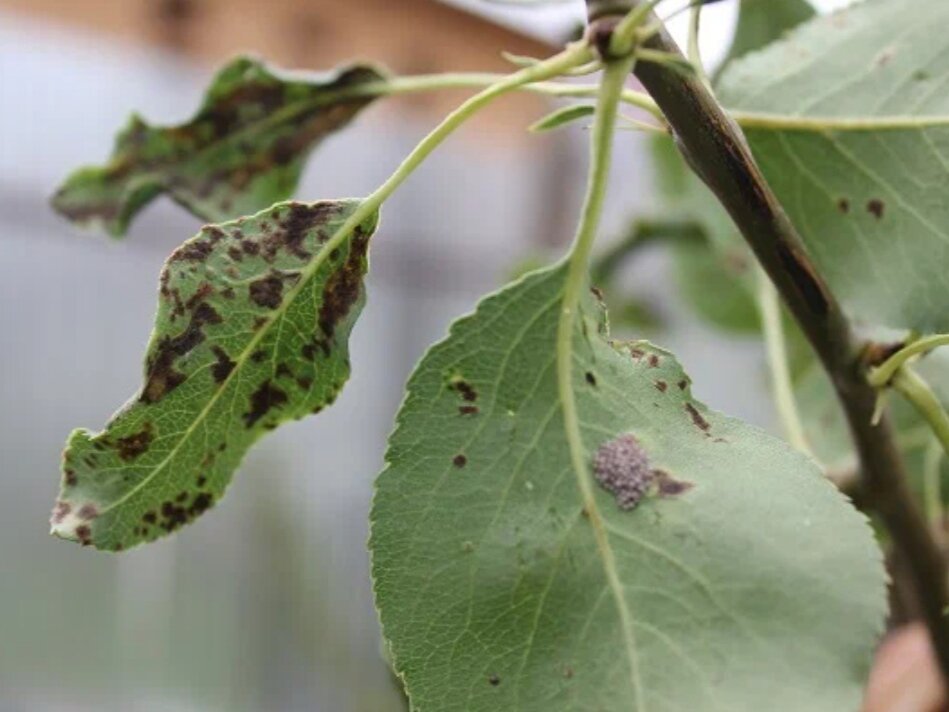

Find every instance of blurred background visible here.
[0,0,851,710]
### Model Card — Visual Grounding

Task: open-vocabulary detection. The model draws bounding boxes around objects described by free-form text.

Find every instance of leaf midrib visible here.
[733,110,949,131]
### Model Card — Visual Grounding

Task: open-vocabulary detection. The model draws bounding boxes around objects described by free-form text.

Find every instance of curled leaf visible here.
[51,199,378,550]
[52,56,386,236]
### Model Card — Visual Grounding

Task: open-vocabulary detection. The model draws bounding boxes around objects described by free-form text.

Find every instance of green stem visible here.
[556,55,645,707]
[369,73,661,118]
[687,4,710,87]
[325,44,594,252]
[687,5,702,68]
[756,270,813,457]
[870,334,949,387]
[923,436,944,532]
[893,367,949,472]
[610,0,664,56]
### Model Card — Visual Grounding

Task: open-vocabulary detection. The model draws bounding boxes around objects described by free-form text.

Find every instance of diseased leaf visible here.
[50,200,378,550]
[370,265,885,711]
[721,0,949,332]
[52,57,386,236]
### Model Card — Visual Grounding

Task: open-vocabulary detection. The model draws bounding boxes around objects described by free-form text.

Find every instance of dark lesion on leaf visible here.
[459,405,479,416]
[76,525,93,546]
[867,198,885,219]
[315,228,370,350]
[210,346,236,383]
[142,302,222,403]
[158,491,215,533]
[249,273,287,309]
[50,501,71,525]
[653,469,694,497]
[169,226,225,263]
[114,422,155,461]
[243,379,288,427]
[685,402,711,433]
[277,202,343,258]
[449,375,478,402]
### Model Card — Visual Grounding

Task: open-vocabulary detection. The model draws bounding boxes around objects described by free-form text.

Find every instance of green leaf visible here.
[650,136,761,333]
[718,0,815,72]
[529,104,595,133]
[720,0,949,332]
[371,265,885,711]
[50,200,378,550]
[641,0,814,335]
[51,57,386,236]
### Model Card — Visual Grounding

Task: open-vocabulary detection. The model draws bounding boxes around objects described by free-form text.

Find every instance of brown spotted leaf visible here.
[370,264,885,711]
[51,199,377,550]
[719,0,949,332]
[51,56,386,236]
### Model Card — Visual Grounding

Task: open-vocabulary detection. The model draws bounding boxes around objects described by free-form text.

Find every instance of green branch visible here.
[870,334,949,387]
[329,44,594,254]
[893,367,949,470]
[371,73,661,118]
[923,436,945,533]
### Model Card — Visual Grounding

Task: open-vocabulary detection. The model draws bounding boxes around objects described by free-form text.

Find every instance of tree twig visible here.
[584,0,949,681]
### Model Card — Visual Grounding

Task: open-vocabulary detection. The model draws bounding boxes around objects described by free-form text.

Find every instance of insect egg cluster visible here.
[592,434,653,510]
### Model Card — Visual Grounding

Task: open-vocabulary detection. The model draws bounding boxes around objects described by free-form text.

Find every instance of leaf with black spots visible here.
[720,0,949,332]
[50,199,377,550]
[52,56,386,236]
[370,265,885,711]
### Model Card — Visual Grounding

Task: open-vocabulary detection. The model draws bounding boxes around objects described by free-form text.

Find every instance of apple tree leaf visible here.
[51,57,386,236]
[370,265,885,711]
[50,199,377,550]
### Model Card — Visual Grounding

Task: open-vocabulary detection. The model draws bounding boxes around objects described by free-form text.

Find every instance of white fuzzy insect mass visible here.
[592,434,653,510]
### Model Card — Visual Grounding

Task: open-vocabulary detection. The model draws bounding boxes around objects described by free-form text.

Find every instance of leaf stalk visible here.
[556,54,645,706]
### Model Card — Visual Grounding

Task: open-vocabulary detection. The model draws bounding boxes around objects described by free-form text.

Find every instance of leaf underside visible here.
[51,199,378,551]
[370,265,885,711]
[721,0,949,332]
[51,56,386,236]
